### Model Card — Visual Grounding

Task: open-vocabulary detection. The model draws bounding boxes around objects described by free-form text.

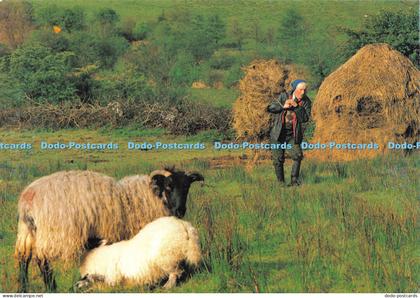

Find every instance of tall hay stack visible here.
[311,43,420,161]
[232,59,308,169]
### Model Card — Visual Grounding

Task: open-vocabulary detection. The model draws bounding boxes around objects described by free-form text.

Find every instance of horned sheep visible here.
[76,216,202,290]
[14,168,204,292]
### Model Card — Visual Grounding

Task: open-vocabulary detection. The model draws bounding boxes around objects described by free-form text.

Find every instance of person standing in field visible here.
[267,80,312,186]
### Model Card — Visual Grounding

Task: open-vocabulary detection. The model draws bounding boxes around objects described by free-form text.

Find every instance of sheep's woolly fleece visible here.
[15,170,170,264]
[79,216,202,287]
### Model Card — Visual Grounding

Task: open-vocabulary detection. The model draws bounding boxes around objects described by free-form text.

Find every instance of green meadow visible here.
[0,0,418,293]
[0,129,418,293]
[31,0,415,30]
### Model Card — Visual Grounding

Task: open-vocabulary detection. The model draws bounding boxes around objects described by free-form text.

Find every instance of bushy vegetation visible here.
[340,9,419,67]
[0,0,418,132]
[8,44,76,103]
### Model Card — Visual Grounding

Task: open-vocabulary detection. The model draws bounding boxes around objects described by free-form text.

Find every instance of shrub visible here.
[209,52,236,70]
[123,44,172,84]
[0,44,10,58]
[67,31,100,67]
[95,36,129,68]
[341,9,419,66]
[0,73,24,108]
[186,14,226,61]
[224,63,244,88]
[29,29,70,52]
[119,17,136,41]
[96,8,119,26]
[0,1,34,49]
[36,5,85,32]
[9,44,76,103]
[68,33,129,69]
[132,22,151,40]
[169,52,199,86]
[93,73,154,103]
[61,7,85,32]
[95,8,120,37]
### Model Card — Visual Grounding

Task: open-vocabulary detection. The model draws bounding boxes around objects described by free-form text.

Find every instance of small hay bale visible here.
[311,43,420,161]
[232,59,308,141]
[191,81,209,89]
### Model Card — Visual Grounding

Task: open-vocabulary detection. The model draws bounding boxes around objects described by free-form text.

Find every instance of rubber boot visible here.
[274,162,285,184]
[288,159,301,186]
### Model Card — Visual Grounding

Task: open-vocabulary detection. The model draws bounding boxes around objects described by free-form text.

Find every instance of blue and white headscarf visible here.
[291,79,307,92]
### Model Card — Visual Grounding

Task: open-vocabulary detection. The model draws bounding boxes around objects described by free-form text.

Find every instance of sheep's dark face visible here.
[151,170,204,218]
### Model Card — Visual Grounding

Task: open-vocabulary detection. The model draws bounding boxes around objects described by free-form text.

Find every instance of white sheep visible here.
[76,216,202,290]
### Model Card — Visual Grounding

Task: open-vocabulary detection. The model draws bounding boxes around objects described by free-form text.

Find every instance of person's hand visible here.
[284,99,297,108]
[289,99,298,107]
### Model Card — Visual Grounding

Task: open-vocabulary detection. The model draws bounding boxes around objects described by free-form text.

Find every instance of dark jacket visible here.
[266,92,312,144]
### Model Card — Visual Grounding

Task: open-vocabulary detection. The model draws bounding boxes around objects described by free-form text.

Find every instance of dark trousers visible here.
[272,129,303,183]
[272,129,303,164]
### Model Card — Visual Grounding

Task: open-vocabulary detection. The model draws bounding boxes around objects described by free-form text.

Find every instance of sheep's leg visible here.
[36,258,57,292]
[15,219,35,292]
[163,269,182,289]
[17,252,32,292]
[74,274,105,290]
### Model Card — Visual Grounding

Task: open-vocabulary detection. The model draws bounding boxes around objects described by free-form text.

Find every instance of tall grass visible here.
[0,132,418,292]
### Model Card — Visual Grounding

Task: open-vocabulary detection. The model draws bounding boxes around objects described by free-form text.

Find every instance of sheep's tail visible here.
[184,224,202,267]
[15,218,35,292]
[14,218,35,261]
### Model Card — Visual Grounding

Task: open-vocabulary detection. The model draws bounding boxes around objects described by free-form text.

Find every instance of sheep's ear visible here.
[188,172,204,183]
[151,174,166,198]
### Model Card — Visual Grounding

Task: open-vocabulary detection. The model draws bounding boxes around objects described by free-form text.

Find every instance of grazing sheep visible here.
[14,168,204,292]
[76,216,202,290]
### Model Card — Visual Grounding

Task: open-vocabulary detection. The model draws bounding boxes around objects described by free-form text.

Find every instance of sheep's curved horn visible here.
[150,170,172,178]
[186,171,204,182]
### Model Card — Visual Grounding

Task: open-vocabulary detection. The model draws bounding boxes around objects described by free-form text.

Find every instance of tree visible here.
[228,19,245,49]
[186,14,226,61]
[133,22,151,40]
[251,19,262,44]
[207,14,225,47]
[0,1,33,49]
[120,17,136,41]
[29,29,70,52]
[36,5,85,32]
[96,8,119,25]
[169,52,198,86]
[277,8,307,62]
[96,8,119,36]
[95,35,129,68]
[61,7,85,32]
[341,9,419,66]
[9,45,76,103]
[265,26,276,46]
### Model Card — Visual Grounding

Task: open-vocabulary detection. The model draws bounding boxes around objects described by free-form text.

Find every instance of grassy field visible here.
[0,1,418,292]
[31,0,417,31]
[0,128,418,293]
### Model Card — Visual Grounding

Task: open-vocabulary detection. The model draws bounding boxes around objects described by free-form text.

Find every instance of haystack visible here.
[232,59,307,141]
[191,81,209,89]
[311,43,419,161]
